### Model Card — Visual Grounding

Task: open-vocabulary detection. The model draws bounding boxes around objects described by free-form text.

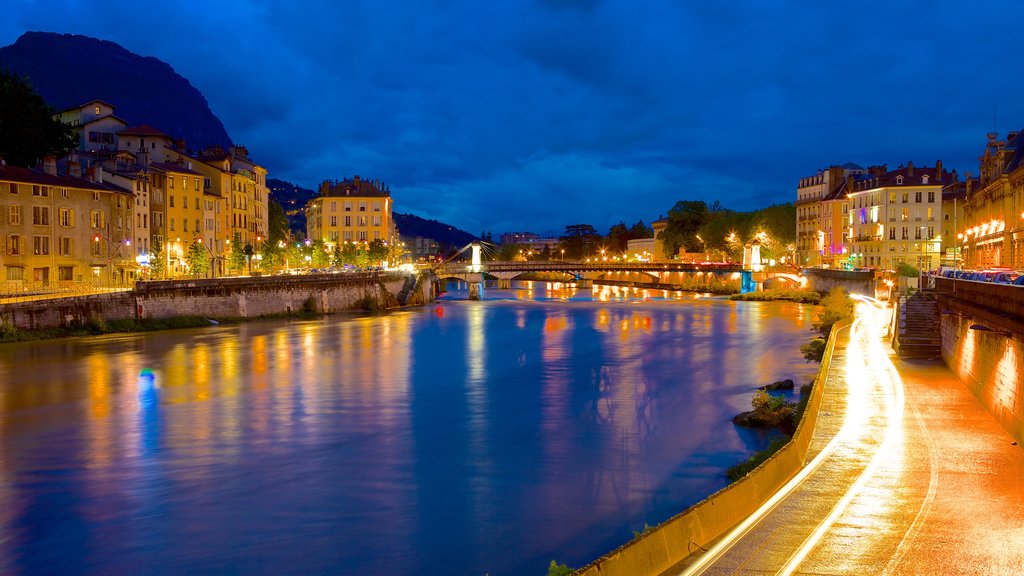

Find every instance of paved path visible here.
[667,302,1024,575]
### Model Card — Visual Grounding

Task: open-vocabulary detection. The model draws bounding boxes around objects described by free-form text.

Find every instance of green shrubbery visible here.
[729,289,821,304]
[726,435,789,481]
[800,337,826,362]
[547,560,574,576]
[812,287,854,335]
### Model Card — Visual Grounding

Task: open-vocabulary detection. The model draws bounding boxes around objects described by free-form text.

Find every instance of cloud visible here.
[4,0,1024,234]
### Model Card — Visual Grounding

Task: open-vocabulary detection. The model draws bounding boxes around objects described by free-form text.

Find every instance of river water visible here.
[0,281,817,575]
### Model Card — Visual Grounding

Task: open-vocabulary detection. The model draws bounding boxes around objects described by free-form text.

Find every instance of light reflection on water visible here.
[0,280,816,576]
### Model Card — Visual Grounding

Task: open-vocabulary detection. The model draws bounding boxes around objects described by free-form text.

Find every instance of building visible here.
[795,163,867,267]
[307,176,394,247]
[845,162,953,272]
[960,130,1024,269]
[55,99,127,155]
[1,158,136,289]
[500,232,538,245]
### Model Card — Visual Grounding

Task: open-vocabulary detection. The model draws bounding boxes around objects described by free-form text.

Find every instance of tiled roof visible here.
[0,164,131,195]
[1002,130,1024,174]
[149,162,204,176]
[119,124,171,137]
[853,163,953,191]
[321,178,390,198]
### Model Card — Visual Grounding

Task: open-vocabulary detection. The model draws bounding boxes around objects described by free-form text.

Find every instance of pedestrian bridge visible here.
[434,260,757,294]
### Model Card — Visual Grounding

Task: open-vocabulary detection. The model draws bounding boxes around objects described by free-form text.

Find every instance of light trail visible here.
[776,300,905,575]
[677,315,871,576]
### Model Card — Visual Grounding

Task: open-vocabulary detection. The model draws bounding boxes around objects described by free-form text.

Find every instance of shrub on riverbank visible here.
[0,316,226,344]
[726,435,789,482]
[800,337,826,362]
[812,287,853,334]
[547,560,574,576]
[729,289,821,304]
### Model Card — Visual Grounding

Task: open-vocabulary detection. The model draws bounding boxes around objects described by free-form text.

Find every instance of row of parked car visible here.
[937,268,1024,285]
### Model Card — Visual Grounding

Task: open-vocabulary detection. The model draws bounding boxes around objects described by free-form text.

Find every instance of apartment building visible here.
[961,130,1024,269]
[307,176,393,247]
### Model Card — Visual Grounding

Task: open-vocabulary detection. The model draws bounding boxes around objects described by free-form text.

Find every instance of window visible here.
[928,191,935,202]
[915,191,922,203]
[9,204,21,225]
[60,188,68,198]
[357,230,367,241]
[194,219,200,233]
[7,235,20,255]
[170,195,175,208]
[169,218,175,232]
[902,227,908,240]
[8,183,18,194]
[183,219,189,232]
[889,228,896,240]
[372,215,381,226]
[6,266,24,281]
[915,227,922,240]
[32,185,49,197]
[90,210,105,228]
[93,192,100,201]
[94,105,100,115]
[373,230,380,240]
[330,216,338,226]
[183,196,188,209]
[888,191,896,203]
[344,215,351,227]
[328,231,339,242]
[59,237,73,256]
[373,201,381,212]
[359,202,366,212]
[59,208,73,227]
[33,236,49,255]
[344,202,352,212]
[343,231,353,241]
[58,266,74,281]
[169,176,175,189]
[358,215,367,226]
[901,208,909,222]
[901,192,908,203]
[33,206,50,225]
[944,213,950,221]
[896,176,904,185]
[91,238,102,256]
[194,179,199,191]
[927,207,933,221]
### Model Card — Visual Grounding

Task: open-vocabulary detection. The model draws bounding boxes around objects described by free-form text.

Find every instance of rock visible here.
[732,406,796,435]
[759,378,795,391]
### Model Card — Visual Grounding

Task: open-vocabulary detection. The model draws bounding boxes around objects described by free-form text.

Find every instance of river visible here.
[0,280,818,575]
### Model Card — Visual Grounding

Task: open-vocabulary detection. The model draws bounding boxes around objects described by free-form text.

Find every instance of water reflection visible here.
[0,280,816,576]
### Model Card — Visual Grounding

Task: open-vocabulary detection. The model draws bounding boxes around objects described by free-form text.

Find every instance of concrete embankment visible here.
[574,320,851,576]
[0,271,438,331]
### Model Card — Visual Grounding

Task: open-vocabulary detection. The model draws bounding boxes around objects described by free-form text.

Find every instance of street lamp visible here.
[93,233,131,287]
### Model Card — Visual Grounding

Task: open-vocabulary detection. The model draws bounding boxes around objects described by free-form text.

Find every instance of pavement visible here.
[665,302,1024,575]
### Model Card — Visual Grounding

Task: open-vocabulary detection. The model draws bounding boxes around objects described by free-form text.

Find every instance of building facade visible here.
[1,160,135,289]
[960,131,1024,270]
[846,162,951,272]
[307,176,394,247]
[795,163,866,267]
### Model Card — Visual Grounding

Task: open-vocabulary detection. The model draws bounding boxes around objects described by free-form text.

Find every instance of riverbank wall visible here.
[0,271,437,331]
[802,268,875,296]
[933,277,1024,445]
[575,319,851,576]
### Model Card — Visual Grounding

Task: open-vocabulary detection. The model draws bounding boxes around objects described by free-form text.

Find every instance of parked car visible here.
[992,271,1021,284]
[1014,274,1024,286]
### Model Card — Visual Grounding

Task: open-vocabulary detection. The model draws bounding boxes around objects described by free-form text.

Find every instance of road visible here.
[667,300,1024,575]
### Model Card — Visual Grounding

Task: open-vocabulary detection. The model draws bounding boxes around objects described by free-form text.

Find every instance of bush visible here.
[896,262,920,277]
[729,289,821,304]
[547,560,574,576]
[726,435,789,481]
[813,287,853,334]
[800,337,826,362]
[751,389,785,413]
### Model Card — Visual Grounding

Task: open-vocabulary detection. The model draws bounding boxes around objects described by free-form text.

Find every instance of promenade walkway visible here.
[669,302,1024,575]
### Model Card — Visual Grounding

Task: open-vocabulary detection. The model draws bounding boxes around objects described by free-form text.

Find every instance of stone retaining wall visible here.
[1,271,437,331]
[802,268,875,296]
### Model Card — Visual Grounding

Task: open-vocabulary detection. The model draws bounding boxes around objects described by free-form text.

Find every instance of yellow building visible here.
[307,176,393,247]
[961,130,1024,269]
[1,159,135,289]
[795,163,866,267]
[149,162,212,277]
[846,162,950,272]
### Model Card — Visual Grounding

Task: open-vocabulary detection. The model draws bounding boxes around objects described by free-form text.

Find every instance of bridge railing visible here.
[435,260,745,273]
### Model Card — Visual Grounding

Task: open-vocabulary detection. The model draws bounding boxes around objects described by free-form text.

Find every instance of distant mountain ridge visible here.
[268,177,476,247]
[0,31,232,150]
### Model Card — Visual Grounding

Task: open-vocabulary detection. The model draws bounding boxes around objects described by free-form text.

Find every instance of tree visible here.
[227,232,246,275]
[184,240,210,278]
[560,224,601,260]
[629,220,653,238]
[0,69,77,167]
[659,200,709,258]
[149,241,166,279]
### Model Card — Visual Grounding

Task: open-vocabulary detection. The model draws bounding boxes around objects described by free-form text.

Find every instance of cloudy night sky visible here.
[3,0,1023,236]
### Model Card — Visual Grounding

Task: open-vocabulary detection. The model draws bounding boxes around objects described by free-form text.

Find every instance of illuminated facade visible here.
[307,176,394,247]
[961,130,1024,269]
[795,163,866,267]
[846,162,952,271]
[1,160,135,288]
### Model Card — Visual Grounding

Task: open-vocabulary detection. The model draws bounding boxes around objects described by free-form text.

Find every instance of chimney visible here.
[319,180,332,195]
[176,138,186,151]
[42,154,57,176]
[86,166,95,181]
[68,155,82,178]
[353,175,360,186]
[907,161,914,177]
[935,159,942,178]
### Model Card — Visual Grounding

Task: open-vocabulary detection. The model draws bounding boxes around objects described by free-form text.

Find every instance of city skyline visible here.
[3,1,1024,236]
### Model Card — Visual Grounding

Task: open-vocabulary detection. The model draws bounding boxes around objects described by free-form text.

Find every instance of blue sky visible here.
[3,0,1023,236]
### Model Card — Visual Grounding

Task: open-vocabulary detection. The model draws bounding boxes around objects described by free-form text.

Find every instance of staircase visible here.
[896,292,942,358]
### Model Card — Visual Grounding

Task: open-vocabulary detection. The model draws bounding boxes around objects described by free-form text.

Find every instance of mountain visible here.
[0,31,231,150]
[393,212,477,249]
[268,177,476,247]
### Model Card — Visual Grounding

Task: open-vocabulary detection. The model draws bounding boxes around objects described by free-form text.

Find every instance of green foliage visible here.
[696,203,796,262]
[632,523,655,539]
[896,262,920,277]
[228,232,246,274]
[813,287,854,334]
[84,314,108,334]
[726,435,790,482]
[752,389,786,413]
[604,220,653,253]
[184,240,210,278]
[800,337,826,362]
[547,560,574,576]
[659,200,709,257]
[559,224,601,259]
[0,69,77,166]
[728,290,821,303]
[149,241,166,279]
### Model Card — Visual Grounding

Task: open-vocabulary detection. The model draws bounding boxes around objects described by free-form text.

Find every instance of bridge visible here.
[434,260,757,297]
